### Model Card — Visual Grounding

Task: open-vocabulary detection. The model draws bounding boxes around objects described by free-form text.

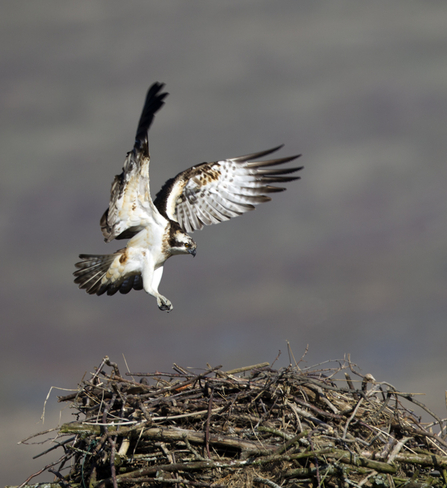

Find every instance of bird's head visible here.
[168,224,197,257]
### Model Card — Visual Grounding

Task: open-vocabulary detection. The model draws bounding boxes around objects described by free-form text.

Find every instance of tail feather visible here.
[74,252,144,296]
[74,254,116,295]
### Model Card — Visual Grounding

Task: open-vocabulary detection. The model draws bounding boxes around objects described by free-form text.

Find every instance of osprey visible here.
[74,83,302,311]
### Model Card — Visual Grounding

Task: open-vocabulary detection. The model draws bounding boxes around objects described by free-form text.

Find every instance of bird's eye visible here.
[185,243,191,248]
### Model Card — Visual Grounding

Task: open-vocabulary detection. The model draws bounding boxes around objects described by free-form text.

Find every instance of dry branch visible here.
[8,357,447,488]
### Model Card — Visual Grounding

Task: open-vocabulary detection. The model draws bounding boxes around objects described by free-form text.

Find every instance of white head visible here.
[166,223,197,257]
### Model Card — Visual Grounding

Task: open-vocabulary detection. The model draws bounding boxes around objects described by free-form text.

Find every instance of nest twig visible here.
[9,356,447,488]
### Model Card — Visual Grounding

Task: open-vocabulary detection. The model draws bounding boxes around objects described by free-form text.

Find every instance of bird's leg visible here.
[142,263,173,311]
[153,266,173,311]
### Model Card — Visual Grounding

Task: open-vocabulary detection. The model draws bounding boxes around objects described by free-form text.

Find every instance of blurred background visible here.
[2,1,447,484]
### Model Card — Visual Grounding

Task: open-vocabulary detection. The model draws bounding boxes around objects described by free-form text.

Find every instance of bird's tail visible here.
[74,253,117,295]
[74,252,144,296]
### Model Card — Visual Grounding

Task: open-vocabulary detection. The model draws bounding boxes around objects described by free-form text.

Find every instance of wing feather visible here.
[154,146,302,232]
[100,82,168,242]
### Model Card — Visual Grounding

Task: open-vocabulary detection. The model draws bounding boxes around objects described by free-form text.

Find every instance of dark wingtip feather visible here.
[134,82,169,153]
[231,145,284,163]
[256,166,303,176]
[245,154,302,168]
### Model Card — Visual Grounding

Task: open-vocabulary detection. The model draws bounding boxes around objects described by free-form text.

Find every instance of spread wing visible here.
[100,82,168,242]
[153,146,302,233]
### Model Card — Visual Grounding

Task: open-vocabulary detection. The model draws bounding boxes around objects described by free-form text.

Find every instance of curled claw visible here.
[157,296,173,312]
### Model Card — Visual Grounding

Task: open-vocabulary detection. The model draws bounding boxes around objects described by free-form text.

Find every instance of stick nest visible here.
[14,356,447,488]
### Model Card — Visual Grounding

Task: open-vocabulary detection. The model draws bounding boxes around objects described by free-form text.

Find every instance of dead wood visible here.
[8,356,447,488]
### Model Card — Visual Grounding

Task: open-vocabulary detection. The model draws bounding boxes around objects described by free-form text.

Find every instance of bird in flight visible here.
[74,83,302,311]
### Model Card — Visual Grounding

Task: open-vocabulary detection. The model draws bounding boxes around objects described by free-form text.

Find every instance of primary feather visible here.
[100,82,168,242]
[154,145,302,233]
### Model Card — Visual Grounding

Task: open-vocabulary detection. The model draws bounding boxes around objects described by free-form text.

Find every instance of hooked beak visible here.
[189,247,196,257]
